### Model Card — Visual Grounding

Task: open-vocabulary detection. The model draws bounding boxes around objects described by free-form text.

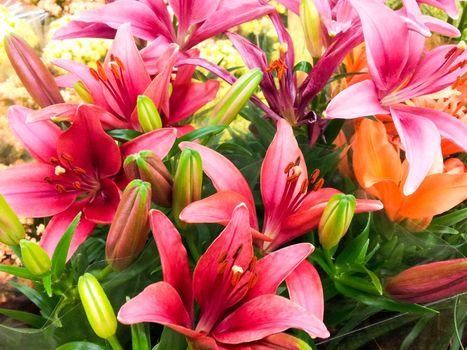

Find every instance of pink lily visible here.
[53,0,274,51]
[417,0,460,19]
[325,0,467,195]
[33,24,219,132]
[118,204,329,348]
[179,119,383,252]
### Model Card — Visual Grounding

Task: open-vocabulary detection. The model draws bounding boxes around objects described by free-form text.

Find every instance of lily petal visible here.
[213,294,330,343]
[53,21,116,40]
[83,179,121,224]
[418,0,459,19]
[120,128,177,160]
[150,210,194,317]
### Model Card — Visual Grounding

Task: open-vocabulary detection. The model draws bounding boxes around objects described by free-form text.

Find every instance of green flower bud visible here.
[0,195,25,246]
[78,273,117,339]
[300,0,324,57]
[106,180,152,271]
[73,81,94,104]
[172,148,203,228]
[19,240,51,276]
[318,194,356,250]
[124,151,172,207]
[137,95,163,132]
[211,68,263,125]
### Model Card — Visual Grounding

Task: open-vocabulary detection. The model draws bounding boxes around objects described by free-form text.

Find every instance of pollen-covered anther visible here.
[313,178,324,191]
[310,168,320,183]
[110,54,125,71]
[217,260,228,274]
[54,165,66,176]
[300,178,309,193]
[247,273,258,288]
[55,184,67,193]
[284,161,295,174]
[61,153,74,162]
[96,61,108,82]
[89,68,100,81]
[49,157,59,165]
[73,167,87,176]
[72,181,81,190]
[109,61,121,80]
[231,265,244,286]
[287,166,302,182]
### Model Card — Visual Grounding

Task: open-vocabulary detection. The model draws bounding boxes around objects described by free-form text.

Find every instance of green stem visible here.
[107,335,124,350]
[94,264,114,281]
[185,230,201,261]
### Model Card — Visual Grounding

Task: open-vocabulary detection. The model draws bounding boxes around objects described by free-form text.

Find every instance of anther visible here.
[55,184,67,193]
[217,260,228,274]
[231,265,244,286]
[217,251,228,263]
[73,167,87,176]
[313,178,324,191]
[248,257,257,272]
[233,245,243,259]
[96,61,108,82]
[54,165,66,176]
[287,166,302,182]
[247,273,258,288]
[44,176,53,184]
[113,56,125,71]
[310,169,320,183]
[49,157,59,165]
[89,68,100,81]
[109,61,121,80]
[72,181,81,190]
[284,162,295,174]
[300,178,309,194]
[61,153,74,162]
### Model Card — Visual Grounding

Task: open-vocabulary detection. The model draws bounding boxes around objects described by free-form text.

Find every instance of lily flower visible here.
[352,118,467,230]
[325,0,467,195]
[53,0,274,52]
[118,204,329,348]
[31,24,219,132]
[417,0,460,19]
[179,119,383,252]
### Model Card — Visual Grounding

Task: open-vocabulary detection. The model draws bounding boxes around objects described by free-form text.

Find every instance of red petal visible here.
[83,179,121,224]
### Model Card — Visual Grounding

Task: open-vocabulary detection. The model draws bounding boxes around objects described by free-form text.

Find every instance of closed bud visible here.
[19,240,51,276]
[172,148,203,228]
[211,68,263,125]
[0,195,25,246]
[73,81,94,104]
[300,0,324,57]
[385,258,467,304]
[124,151,172,207]
[78,273,118,339]
[106,180,152,271]
[318,193,356,250]
[4,34,64,107]
[137,95,163,132]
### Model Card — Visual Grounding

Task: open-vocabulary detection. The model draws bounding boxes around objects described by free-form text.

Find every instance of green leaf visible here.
[131,323,151,350]
[400,316,433,350]
[9,280,54,316]
[336,214,372,265]
[155,326,187,350]
[43,274,53,297]
[431,208,467,226]
[0,307,46,328]
[167,125,227,158]
[0,264,37,280]
[56,342,106,350]
[323,119,345,144]
[107,129,142,141]
[51,213,82,279]
[294,61,312,74]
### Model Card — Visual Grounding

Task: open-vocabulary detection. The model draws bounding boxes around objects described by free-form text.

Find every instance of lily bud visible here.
[4,34,64,107]
[137,95,163,132]
[172,148,203,228]
[78,273,118,339]
[318,194,356,250]
[106,180,152,271]
[124,151,172,207]
[385,258,467,303]
[0,195,25,246]
[211,68,263,125]
[73,81,94,104]
[300,0,324,57]
[19,240,51,276]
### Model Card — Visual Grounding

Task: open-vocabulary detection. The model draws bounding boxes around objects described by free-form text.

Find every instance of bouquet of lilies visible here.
[0,0,466,349]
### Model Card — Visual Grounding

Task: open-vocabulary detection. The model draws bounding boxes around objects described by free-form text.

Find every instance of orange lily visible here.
[352,118,467,229]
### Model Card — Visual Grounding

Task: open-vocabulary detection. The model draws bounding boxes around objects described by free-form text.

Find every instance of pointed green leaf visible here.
[107,129,142,141]
[155,326,186,350]
[0,307,46,328]
[131,322,151,350]
[431,208,467,226]
[167,125,227,158]
[336,214,372,265]
[0,264,37,280]
[8,280,54,316]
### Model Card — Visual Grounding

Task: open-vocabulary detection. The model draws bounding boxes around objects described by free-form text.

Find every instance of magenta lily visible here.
[179,119,383,252]
[53,0,274,51]
[325,0,467,195]
[118,204,329,348]
[32,24,219,132]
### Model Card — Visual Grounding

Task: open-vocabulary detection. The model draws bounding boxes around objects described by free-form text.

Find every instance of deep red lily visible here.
[118,204,329,348]
[53,0,274,51]
[32,24,219,132]
[179,119,383,252]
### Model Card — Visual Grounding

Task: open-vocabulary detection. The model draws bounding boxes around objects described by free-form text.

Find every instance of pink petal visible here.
[180,191,257,229]
[118,281,198,338]
[390,105,441,195]
[244,243,313,301]
[83,179,121,224]
[169,0,220,34]
[140,0,174,35]
[418,0,459,19]
[421,14,460,37]
[213,294,329,343]
[355,199,384,213]
[120,128,177,160]
[53,21,116,40]
[8,106,61,163]
[325,80,389,119]
[57,104,122,179]
[140,36,173,75]
[0,163,76,217]
[285,261,324,320]
[179,142,256,223]
[275,0,299,13]
[150,210,194,317]
[40,203,95,259]
[194,204,253,332]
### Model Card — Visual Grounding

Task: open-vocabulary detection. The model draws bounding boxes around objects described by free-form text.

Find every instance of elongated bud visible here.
[4,34,64,107]
[78,273,118,339]
[386,258,467,303]
[106,180,152,271]
[211,68,263,125]
[318,194,356,250]
[172,148,203,228]
[19,240,51,276]
[300,0,324,57]
[73,81,93,104]
[0,195,25,246]
[124,151,172,207]
[137,95,163,132]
